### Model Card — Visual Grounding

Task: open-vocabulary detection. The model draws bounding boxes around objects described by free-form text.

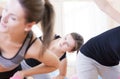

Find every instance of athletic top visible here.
[0,31,33,69]
[80,26,120,66]
[25,34,66,67]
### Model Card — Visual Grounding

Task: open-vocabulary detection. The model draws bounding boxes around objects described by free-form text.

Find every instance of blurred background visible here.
[51,0,120,78]
[0,0,120,78]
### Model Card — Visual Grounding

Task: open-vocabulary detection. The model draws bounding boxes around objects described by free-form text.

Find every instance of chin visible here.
[0,25,7,32]
[0,27,7,32]
[0,29,7,33]
[68,51,74,53]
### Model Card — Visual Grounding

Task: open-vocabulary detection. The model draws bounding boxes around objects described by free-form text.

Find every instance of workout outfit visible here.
[0,31,33,79]
[77,26,120,79]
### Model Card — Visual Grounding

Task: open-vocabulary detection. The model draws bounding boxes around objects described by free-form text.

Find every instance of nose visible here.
[1,11,8,23]
[62,41,67,46]
[2,15,8,24]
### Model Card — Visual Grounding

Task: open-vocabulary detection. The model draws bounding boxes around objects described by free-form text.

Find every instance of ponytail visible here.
[19,0,55,52]
[41,0,55,50]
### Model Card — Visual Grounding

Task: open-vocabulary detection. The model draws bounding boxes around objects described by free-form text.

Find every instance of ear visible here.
[24,22,36,31]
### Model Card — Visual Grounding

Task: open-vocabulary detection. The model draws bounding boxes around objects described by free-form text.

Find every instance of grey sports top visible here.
[0,31,33,69]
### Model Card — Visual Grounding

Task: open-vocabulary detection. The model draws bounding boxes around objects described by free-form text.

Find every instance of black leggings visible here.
[0,65,26,79]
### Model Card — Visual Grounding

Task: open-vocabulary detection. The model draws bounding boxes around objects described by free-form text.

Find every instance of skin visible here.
[48,34,76,79]
[0,1,76,79]
[94,0,120,23]
[56,34,76,52]
[23,33,76,79]
[0,0,59,78]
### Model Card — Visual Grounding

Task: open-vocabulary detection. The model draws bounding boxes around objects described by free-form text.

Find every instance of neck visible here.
[0,31,28,45]
[11,32,28,45]
[49,39,65,57]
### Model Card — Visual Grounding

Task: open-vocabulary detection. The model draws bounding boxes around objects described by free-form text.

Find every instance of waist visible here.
[0,65,22,78]
[0,64,20,72]
[0,65,13,72]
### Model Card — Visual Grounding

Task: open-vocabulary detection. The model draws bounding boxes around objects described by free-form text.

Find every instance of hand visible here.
[10,71,24,79]
[10,75,22,79]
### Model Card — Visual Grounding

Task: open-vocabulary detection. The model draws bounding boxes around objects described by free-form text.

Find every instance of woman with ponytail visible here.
[0,0,59,79]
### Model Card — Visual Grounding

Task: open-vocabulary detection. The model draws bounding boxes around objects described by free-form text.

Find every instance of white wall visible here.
[63,1,109,42]
[50,0,64,35]
[32,0,64,36]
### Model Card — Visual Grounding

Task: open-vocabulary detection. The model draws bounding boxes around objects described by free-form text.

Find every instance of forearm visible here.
[19,48,60,77]
[94,0,120,23]
[22,63,58,77]
[94,0,109,9]
[57,59,67,79]
[58,70,66,78]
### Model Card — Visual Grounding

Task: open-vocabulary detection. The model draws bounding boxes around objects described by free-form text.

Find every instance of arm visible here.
[53,58,67,79]
[94,0,120,23]
[12,49,60,78]
[25,50,59,76]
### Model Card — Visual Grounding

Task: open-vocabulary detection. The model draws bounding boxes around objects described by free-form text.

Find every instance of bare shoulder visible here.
[41,50,59,66]
[25,37,43,59]
[25,44,59,67]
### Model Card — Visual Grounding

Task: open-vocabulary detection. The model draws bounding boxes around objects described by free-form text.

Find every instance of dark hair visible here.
[18,0,55,50]
[70,32,84,53]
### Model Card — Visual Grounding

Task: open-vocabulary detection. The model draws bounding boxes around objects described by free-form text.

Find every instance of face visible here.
[58,34,76,52]
[0,0,29,34]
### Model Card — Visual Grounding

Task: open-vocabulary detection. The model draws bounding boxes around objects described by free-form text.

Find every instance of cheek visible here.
[8,23,19,30]
[8,23,24,32]
[10,21,25,28]
[62,45,67,51]
[64,46,71,51]
[68,47,72,52]
[8,20,19,26]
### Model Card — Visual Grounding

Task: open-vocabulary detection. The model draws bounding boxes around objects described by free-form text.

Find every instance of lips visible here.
[59,43,62,47]
[0,21,6,28]
[59,42,63,48]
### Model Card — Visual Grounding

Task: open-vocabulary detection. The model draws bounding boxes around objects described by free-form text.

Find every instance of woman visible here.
[76,0,120,79]
[77,26,120,79]
[0,0,59,79]
[21,32,84,79]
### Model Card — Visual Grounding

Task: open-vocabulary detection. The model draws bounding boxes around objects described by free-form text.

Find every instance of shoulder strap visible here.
[54,34,61,39]
[11,31,33,64]
[60,53,66,61]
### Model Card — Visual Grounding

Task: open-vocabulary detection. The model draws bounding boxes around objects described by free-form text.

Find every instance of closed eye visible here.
[10,16,17,21]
